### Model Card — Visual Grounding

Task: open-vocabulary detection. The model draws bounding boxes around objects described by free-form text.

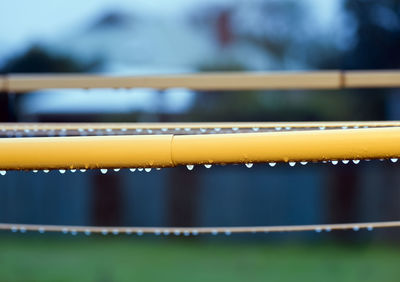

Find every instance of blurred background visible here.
[1,0,400,281]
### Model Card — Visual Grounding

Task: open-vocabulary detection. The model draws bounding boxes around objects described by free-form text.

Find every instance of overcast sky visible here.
[0,0,339,61]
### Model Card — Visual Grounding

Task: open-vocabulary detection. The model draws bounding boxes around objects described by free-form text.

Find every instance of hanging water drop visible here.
[319,126,325,130]
[59,169,66,174]
[136,128,143,133]
[224,230,231,236]
[156,168,162,170]
[70,169,76,173]
[138,168,143,172]
[200,128,207,133]
[315,228,322,233]
[232,127,239,131]
[352,160,360,164]
[113,168,120,172]
[204,164,212,168]
[101,229,108,235]
[43,170,49,173]
[211,230,218,235]
[268,162,276,167]
[342,160,349,164]
[300,161,308,165]
[214,128,221,132]
[137,230,144,236]
[289,162,296,167]
[121,128,127,132]
[129,168,136,172]
[0,170,6,176]
[154,230,161,236]
[71,230,77,236]
[331,161,338,165]
[33,170,38,173]
[62,228,68,234]
[125,229,132,235]
[325,228,331,232]
[367,226,373,231]
[184,128,191,132]
[20,227,26,233]
[252,127,259,132]
[100,169,108,174]
[112,229,119,235]
[192,230,199,236]
[80,169,86,173]
[163,230,170,236]
[11,226,17,232]
[145,168,152,172]
[161,128,168,132]
[174,230,181,236]
[275,127,282,131]
[38,228,45,234]
[390,158,398,163]
[183,231,190,236]
[245,163,253,168]
[186,165,194,171]
[353,226,360,231]
[285,126,291,130]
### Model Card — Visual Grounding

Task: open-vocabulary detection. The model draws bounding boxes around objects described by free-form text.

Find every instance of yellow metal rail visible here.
[0,127,399,170]
[1,70,400,92]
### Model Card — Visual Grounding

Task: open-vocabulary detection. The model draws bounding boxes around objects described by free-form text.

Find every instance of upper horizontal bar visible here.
[1,70,399,92]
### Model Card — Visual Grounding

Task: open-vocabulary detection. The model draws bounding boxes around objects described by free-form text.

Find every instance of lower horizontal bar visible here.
[0,127,399,169]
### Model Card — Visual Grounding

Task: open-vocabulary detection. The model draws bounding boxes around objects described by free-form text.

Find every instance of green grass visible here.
[0,235,399,282]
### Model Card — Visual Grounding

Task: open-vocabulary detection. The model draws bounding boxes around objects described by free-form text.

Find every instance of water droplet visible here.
[204,164,212,168]
[121,128,127,132]
[211,230,218,235]
[147,129,153,134]
[342,160,349,164]
[183,231,190,236]
[138,168,143,172]
[252,127,259,132]
[106,128,112,133]
[62,228,68,234]
[0,170,6,176]
[88,128,94,132]
[161,128,168,132]
[101,229,108,235]
[129,168,136,172]
[285,126,291,130]
[100,169,108,174]
[43,169,49,173]
[275,127,282,131]
[367,226,373,231]
[224,230,231,236]
[59,169,66,174]
[342,126,348,129]
[186,165,194,171]
[245,163,253,168]
[163,230,170,236]
[11,226,17,232]
[112,229,119,235]
[331,161,338,165]
[315,228,322,233]
[353,226,359,231]
[145,168,152,172]
[184,128,191,132]
[125,229,132,235]
[200,128,207,133]
[391,158,398,163]
[33,170,38,173]
[137,230,143,236]
[20,227,26,233]
[192,230,199,236]
[70,169,76,173]
[84,229,91,236]
[319,126,325,130]
[300,161,308,165]
[232,127,239,131]
[156,168,162,170]
[325,228,331,232]
[154,230,161,235]
[71,230,77,236]
[175,128,181,131]
[268,162,276,167]
[214,128,221,132]
[38,228,45,234]
[174,230,181,236]
[80,169,86,172]
[113,168,120,172]
[289,162,296,167]
[136,128,143,133]
[352,160,360,164]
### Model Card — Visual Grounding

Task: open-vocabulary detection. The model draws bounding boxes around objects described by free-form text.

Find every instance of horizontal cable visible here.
[0,127,399,170]
[1,70,400,92]
[0,221,399,235]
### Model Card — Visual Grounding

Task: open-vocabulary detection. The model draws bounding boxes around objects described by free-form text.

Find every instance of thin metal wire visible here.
[0,221,398,235]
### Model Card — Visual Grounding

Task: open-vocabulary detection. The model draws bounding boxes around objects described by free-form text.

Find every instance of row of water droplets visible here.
[0,158,398,175]
[0,124,377,137]
[185,158,399,171]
